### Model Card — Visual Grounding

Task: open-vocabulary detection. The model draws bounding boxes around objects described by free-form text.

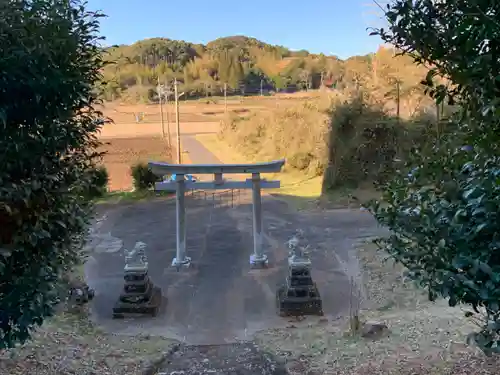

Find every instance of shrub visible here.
[85,166,109,198]
[131,163,159,191]
[370,0,500,354]
[288,152,314,170]
[220,93,432,190]
[0,0,105,349]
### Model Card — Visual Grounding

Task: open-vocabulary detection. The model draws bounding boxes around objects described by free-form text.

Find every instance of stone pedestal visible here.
[276,265,323,317]
[112,269,162,318]
[112,242,163,319]
[276,233,323,317]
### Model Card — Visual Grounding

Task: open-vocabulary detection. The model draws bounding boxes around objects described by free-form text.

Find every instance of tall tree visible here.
[216,50,232,83]
[228,55,244,89]
[369,0,500,354]
[0,0,105,348]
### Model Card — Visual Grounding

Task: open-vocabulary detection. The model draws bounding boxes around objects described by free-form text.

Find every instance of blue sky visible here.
[87,0,386,59]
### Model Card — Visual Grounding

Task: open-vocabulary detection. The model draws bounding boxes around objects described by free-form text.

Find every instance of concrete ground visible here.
[85,150,383,345]
[86,195,381,343]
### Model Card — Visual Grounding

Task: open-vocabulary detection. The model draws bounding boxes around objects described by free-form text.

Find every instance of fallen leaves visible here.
[0,308,177,375]
[254,241,500,375]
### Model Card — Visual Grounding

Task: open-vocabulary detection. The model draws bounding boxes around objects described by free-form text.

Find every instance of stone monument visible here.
[112,241,163,319]
[276,230,323,317]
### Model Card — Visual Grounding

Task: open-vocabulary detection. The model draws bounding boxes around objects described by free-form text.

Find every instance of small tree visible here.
[271,75,287,91]
[85,166,109,199]
[131,163,160,191]
[0,0,105,348]
[369,0,500,354]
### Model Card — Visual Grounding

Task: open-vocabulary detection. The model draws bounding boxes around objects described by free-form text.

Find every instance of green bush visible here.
[220,93,432,190]
[131,163,159,191]
[86,166,109,198]
[370,0,500,354]
[0,0,105,349]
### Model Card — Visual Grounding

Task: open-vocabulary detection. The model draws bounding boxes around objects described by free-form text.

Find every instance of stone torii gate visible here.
[148,159,285,269]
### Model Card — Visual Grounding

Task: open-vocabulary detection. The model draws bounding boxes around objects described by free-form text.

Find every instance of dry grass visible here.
[100,94,306,126]
[0,265,176,375]
[254,241,500,375]
[0,308,177,375]
[194,133,323,206]
[195,133,380,210]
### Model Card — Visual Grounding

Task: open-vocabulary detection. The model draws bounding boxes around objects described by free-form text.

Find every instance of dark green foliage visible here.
[207,36,290,59]
[215,49,244,89]
[85,166,109,198]
[0,0,105,348]
[322,98,433,191]
[369,0,500,354]
[131,163,160,191]
[109,37,199,69]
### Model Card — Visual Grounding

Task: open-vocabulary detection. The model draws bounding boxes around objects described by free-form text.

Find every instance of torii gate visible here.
[148,159,285,269]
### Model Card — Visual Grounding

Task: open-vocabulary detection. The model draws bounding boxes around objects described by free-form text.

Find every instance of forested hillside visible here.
[100,35,431,104]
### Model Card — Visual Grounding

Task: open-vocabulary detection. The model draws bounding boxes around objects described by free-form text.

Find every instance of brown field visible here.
[97,91,321,191]
[99,136,172,191]
[99,91,319,124]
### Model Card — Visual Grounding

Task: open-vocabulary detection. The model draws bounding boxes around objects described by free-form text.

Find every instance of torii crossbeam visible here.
[148,159,285,269]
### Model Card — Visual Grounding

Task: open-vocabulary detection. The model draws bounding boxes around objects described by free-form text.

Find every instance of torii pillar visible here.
[149,160,285,269]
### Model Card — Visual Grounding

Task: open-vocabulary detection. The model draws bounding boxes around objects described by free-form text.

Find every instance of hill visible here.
[99,35,429,103]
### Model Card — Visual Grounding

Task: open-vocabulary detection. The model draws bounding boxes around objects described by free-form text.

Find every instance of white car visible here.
[167,174,197,182]
[160,174,198,193]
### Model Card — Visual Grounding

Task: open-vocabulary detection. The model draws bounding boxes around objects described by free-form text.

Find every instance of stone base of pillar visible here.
[112,276,162,320]
[275,284,323,317]
[249,254,269,268]
[275,263,323,317]
[172,256,192,269]
[112,286,162,318]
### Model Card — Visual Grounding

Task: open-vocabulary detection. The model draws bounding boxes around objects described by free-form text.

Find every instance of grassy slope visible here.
[195,133,379,210]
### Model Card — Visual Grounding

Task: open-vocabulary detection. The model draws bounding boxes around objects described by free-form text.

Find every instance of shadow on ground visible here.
[85,191,385,345]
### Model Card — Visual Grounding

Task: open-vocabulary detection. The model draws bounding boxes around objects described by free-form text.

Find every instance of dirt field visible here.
[99,91,318,125]
[99,136,172,191]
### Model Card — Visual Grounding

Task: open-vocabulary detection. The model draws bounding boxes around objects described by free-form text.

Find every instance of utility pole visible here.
[396,79,401,123]
[158,77,165,139]
[174,78,181,164]
[260,79,263,96]
[165,81,171,148]
[224,82,228,114]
